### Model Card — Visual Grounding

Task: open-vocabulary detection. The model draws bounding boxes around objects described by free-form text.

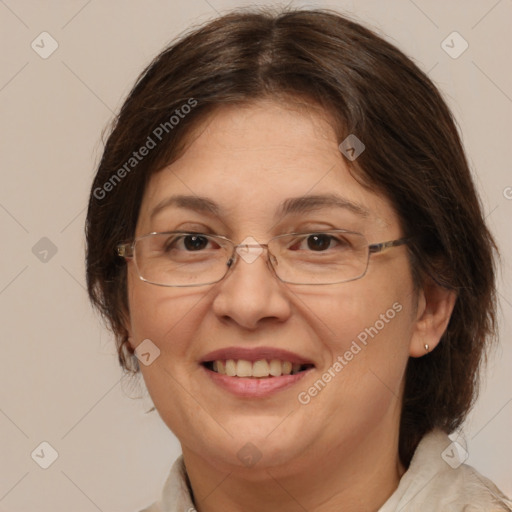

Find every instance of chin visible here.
[194,424,310,475]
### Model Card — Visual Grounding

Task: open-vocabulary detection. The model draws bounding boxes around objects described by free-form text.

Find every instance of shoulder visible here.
[429,462,512,511]
[380,429,512,512]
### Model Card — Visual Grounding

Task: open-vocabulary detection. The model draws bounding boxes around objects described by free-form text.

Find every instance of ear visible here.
[123,319,136,352]
[409,278,457,357]
[122,269,136,351]
[119,302,135,353]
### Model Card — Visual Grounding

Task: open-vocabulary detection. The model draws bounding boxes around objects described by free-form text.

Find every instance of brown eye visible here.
[182,234,210,251]
[162,234,212,253]
[306,234,333,251]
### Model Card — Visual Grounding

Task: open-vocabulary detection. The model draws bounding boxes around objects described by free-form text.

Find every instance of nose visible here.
[211,243,292,330]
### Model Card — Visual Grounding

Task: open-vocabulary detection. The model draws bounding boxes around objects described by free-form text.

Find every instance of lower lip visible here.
[202,365,313,398]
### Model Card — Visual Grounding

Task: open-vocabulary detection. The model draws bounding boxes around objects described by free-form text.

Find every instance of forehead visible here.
[137,100,401,236]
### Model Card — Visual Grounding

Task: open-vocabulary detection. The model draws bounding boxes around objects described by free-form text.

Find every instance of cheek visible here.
[328,296,410,390]
[126,267,206,354]
[302,279,409,351]
[298,297,412,438]
[126,275,213,429]
[303,274,414,402]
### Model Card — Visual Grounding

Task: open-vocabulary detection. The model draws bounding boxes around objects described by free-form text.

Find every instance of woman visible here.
[85,7,511,512]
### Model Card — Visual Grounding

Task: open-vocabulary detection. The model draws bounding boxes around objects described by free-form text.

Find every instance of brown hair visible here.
[85,7,498,467]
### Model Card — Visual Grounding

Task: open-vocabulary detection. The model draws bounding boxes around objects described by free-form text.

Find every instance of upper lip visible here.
[200,346,315,365]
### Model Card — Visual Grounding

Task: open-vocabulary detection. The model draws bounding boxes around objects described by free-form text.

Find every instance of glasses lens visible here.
[268,231,369,284]
[132,230,370,287]
[134,233,231,286]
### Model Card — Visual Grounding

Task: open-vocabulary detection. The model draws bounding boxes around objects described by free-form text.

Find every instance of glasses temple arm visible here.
[116,243,133,258]
[368,238,410,254]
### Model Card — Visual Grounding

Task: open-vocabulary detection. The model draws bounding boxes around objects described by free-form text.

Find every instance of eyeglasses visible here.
[116,230,409,287]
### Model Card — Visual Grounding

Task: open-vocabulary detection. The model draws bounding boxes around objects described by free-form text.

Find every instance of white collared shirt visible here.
[140,429,511,511]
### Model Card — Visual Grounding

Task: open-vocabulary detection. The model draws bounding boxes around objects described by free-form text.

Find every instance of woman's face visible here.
[126,100,421,475]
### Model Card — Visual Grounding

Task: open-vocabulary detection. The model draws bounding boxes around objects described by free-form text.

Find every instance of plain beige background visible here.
[0,1,511,511]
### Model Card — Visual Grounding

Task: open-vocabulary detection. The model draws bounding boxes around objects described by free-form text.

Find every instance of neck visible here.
[182,424,405,512]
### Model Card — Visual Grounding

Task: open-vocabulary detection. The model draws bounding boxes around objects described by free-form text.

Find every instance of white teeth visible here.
[225,359,236,377]
[269,359,282,377]
[252,359,270,377]
[236,360,252,377]
[211,358,308,378]
[217,360,226,375]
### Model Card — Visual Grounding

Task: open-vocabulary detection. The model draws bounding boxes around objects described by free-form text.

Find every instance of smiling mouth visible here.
[202,359,314,378]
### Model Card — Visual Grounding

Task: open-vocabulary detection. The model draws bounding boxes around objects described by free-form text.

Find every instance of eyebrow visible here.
[150,193,370,220]
[277,194,369,219]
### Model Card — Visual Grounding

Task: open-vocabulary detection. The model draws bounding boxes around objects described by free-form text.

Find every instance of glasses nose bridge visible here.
[226,240,277,275]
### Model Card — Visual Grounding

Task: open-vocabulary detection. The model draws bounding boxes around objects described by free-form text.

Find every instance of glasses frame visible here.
[116,230,410,287]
